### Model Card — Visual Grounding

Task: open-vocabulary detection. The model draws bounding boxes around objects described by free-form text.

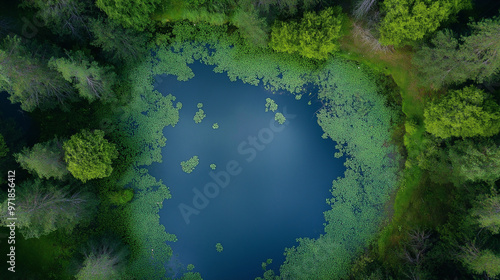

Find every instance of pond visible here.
[149,62,346,280]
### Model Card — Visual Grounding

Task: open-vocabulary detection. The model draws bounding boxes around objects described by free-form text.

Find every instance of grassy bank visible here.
[338,18,452,267]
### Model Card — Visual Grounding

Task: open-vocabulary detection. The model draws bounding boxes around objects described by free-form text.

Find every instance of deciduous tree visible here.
[379,0,471,47]
[63,129,118,182]
[424,86,500,138]
[269,7,345,60]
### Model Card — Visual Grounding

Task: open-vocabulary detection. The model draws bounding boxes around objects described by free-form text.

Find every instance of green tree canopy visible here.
[379,0,471,47]
[76,237,128,280]
[63,129,118,182]
[89,18,148,64]
[0,36,75,111]
[461,244,500,278]
[49,51,116,102]
[414,16,500,88]
[448,139,500,184]
[231,5,268,47]
[0,133,8,159]
[15,138,69,180]
[0,179,98,239]
[269,7,344,60]
[424,86,500,138]
[471,194,500,234]
[95,0,161,31]
[20,0,89,37]
[459,16,500,83]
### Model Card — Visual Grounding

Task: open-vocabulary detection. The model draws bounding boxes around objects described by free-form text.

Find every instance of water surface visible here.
[150,62,345,279]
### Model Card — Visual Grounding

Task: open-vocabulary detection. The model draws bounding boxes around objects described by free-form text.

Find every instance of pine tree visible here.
[0,35,76,111]
[15,138,69,180]
[0,179,98,239]
[49,51,116,102]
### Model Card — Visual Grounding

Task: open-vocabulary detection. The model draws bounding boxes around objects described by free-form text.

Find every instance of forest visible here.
[0,0,499,279]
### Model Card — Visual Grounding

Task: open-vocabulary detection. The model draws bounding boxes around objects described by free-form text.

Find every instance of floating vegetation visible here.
[180,156,199,173]
[265,98,278,112]
[274,112,286,124]
[215,243,223,253]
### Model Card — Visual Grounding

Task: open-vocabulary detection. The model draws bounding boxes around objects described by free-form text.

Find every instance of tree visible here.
[269,7,345,60]
[461,242,500,278]
[424,86,500,138]
[0,179,98,239]
[49,51,116,102]
[414,16,500,88]
[20,0,89,38]
[231,5,268,47]
[89,18,148,64]
[459,16,500,83]
[63,129,118,182]
[471,194,500,234]
[379,0,471,47]
[0,133,8,159]
[448,139,500,184]
[0,35,76,111]
[413,30,465,89]
[95,0,161,31]
[15,138,69,180]
[76,237,128,280]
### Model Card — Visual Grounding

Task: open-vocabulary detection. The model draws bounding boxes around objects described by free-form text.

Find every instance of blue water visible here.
[150,62,345,280]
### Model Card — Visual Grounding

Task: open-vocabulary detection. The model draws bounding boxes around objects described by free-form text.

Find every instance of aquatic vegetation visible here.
[181,156,199,173]
[212,123,219,129]
[215,242,223,252]
[265,98,278,112]
[152,25,399,279]
[193,109,206,123]
[210,163,216,170]
[274,112,286,124]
